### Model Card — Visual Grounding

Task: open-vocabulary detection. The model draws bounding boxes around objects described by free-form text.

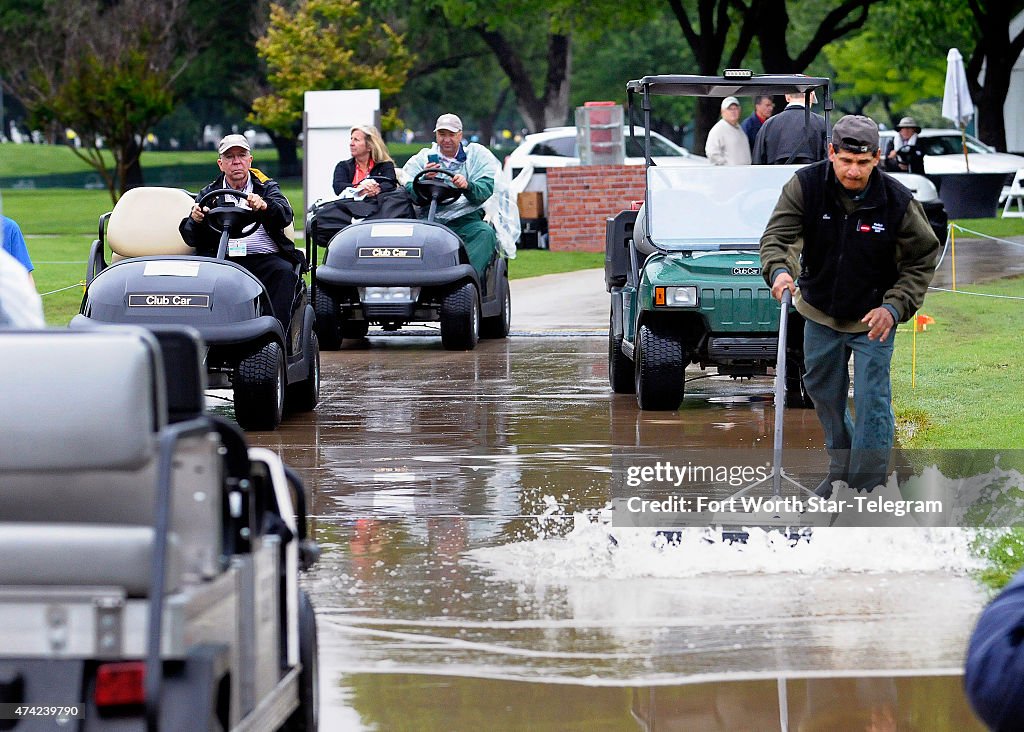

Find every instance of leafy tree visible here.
[956,0,1024,151]
[376,4,514,144]
[0,0,197,201]
[571,10,699,146]
[251,0,414,173]
[824,30,947,122]
[422,0,655,133]
[661,0,881,153]
[824,0,1024,150]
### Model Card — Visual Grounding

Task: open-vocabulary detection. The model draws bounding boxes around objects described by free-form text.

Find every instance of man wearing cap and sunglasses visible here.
[180,133,301,331]
[760,115,939,498]
[402,113,503,279]
[705,97,752,166]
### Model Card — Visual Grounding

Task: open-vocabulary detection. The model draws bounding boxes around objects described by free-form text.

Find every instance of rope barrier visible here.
[928,286,1024,301]
[39,281,85,297]
[950,224,1024,249]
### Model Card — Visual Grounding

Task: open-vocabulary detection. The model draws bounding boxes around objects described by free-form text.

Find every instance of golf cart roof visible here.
[626,73,830,98]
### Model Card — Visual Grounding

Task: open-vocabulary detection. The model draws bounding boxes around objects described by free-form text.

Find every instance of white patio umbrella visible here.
[942,47,974,171]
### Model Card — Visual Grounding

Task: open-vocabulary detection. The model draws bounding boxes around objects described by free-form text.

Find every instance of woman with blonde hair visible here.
[332,125,397,196]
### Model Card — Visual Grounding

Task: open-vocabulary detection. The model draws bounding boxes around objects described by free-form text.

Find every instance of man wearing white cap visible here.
[402,113,503,278]
[180,133,300,331]
[705,97,751,166]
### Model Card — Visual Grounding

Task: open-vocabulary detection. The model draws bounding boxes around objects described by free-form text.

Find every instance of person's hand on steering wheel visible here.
[424,161,468,190]
[190,191,267,223]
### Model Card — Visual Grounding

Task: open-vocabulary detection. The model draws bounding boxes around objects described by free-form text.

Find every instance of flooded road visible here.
[244,332,989,731]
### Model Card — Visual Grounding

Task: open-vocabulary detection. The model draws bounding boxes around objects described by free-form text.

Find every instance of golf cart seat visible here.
[630,202,658,257]
[107,186,197,258]
[0,327,226,597]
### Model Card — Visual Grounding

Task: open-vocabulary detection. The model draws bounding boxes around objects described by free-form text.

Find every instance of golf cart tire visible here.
[480,275,511,339]
[440,282,480,350]
[313,288,342,351]
[608,311,635,394]
[341,318,370,341]
[287,331,320,413]
[635,324,684,410]
[282,589,319,732]
[234,340,286,430]
[785,355,815,409]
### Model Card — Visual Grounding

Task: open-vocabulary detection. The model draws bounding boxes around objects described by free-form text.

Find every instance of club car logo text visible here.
[358,247,422,259]
[731,267,760,276]
[128,294,210,307]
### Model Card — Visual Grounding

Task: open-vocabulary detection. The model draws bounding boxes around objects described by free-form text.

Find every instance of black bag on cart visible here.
[311,188,417,248]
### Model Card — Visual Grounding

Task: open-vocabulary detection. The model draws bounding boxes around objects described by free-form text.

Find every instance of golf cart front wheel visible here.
[282,589,319,732]
[286,331,320,413]
[440,282,480,350]
[785,355,814,409]
[634,324,684,410]
[480,275,511,339]
[234,341,286,430]
[313,287,341,351]
[608,309,635,394]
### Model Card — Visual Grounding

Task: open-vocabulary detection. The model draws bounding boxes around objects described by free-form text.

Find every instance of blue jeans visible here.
[802,319,895,492]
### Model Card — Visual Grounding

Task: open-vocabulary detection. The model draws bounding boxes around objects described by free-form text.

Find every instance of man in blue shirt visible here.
[2,216,34,285]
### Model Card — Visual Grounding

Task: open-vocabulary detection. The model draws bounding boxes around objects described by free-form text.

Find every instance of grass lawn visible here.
[892,275,1024,449]
[508,249,604,279]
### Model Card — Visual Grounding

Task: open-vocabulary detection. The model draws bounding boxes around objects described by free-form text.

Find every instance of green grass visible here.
[0,143,221,178]
[891,276,1024,448]
[508,249,604,279]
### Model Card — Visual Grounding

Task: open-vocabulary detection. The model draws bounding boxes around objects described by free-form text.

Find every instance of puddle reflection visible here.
[329,673,983,731]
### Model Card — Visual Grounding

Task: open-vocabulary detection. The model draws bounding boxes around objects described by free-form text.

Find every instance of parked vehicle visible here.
[879,128,1024,183]
[0,325,320,730]
[503,125,706,181]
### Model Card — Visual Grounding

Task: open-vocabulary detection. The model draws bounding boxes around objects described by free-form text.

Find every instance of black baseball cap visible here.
[831,115,879,154]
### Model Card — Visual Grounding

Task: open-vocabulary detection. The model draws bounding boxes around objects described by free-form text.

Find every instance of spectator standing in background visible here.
[752,91,828,165]
[741,95,775,152]
[705,97,752,166]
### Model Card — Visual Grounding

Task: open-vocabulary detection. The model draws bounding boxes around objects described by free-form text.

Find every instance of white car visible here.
[880,128,1024,181]
[504,126,707,208]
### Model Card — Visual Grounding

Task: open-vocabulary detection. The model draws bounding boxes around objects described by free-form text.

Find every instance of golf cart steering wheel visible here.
[895,144,914,167]
[411,169,464,207]
[197,187,262,239]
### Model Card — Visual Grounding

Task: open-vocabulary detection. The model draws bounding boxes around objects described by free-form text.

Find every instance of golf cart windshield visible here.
[646,165,802,250]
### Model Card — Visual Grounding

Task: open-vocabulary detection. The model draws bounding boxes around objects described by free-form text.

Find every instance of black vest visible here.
[796,161,913,321]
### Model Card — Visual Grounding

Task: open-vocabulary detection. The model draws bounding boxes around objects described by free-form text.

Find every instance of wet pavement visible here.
[241,332,989,730]
[231,232,1024,730]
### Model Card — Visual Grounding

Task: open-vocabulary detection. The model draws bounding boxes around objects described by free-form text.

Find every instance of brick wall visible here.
[547,166,646,252]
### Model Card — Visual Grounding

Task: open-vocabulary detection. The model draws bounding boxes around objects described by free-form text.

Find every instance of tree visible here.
[425,0,654,132]
[826,0,1024,151]
[663,0,759,153]
[958,1,1024,151]
[754,0,883,74]
[824,30,947,122]
[0,0,197,201]
[571,9,699,145]
[251,0,414,174]
[662,0,881,153]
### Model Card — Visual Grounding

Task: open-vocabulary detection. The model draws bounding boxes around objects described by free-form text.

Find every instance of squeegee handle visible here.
[772,289,792,498]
